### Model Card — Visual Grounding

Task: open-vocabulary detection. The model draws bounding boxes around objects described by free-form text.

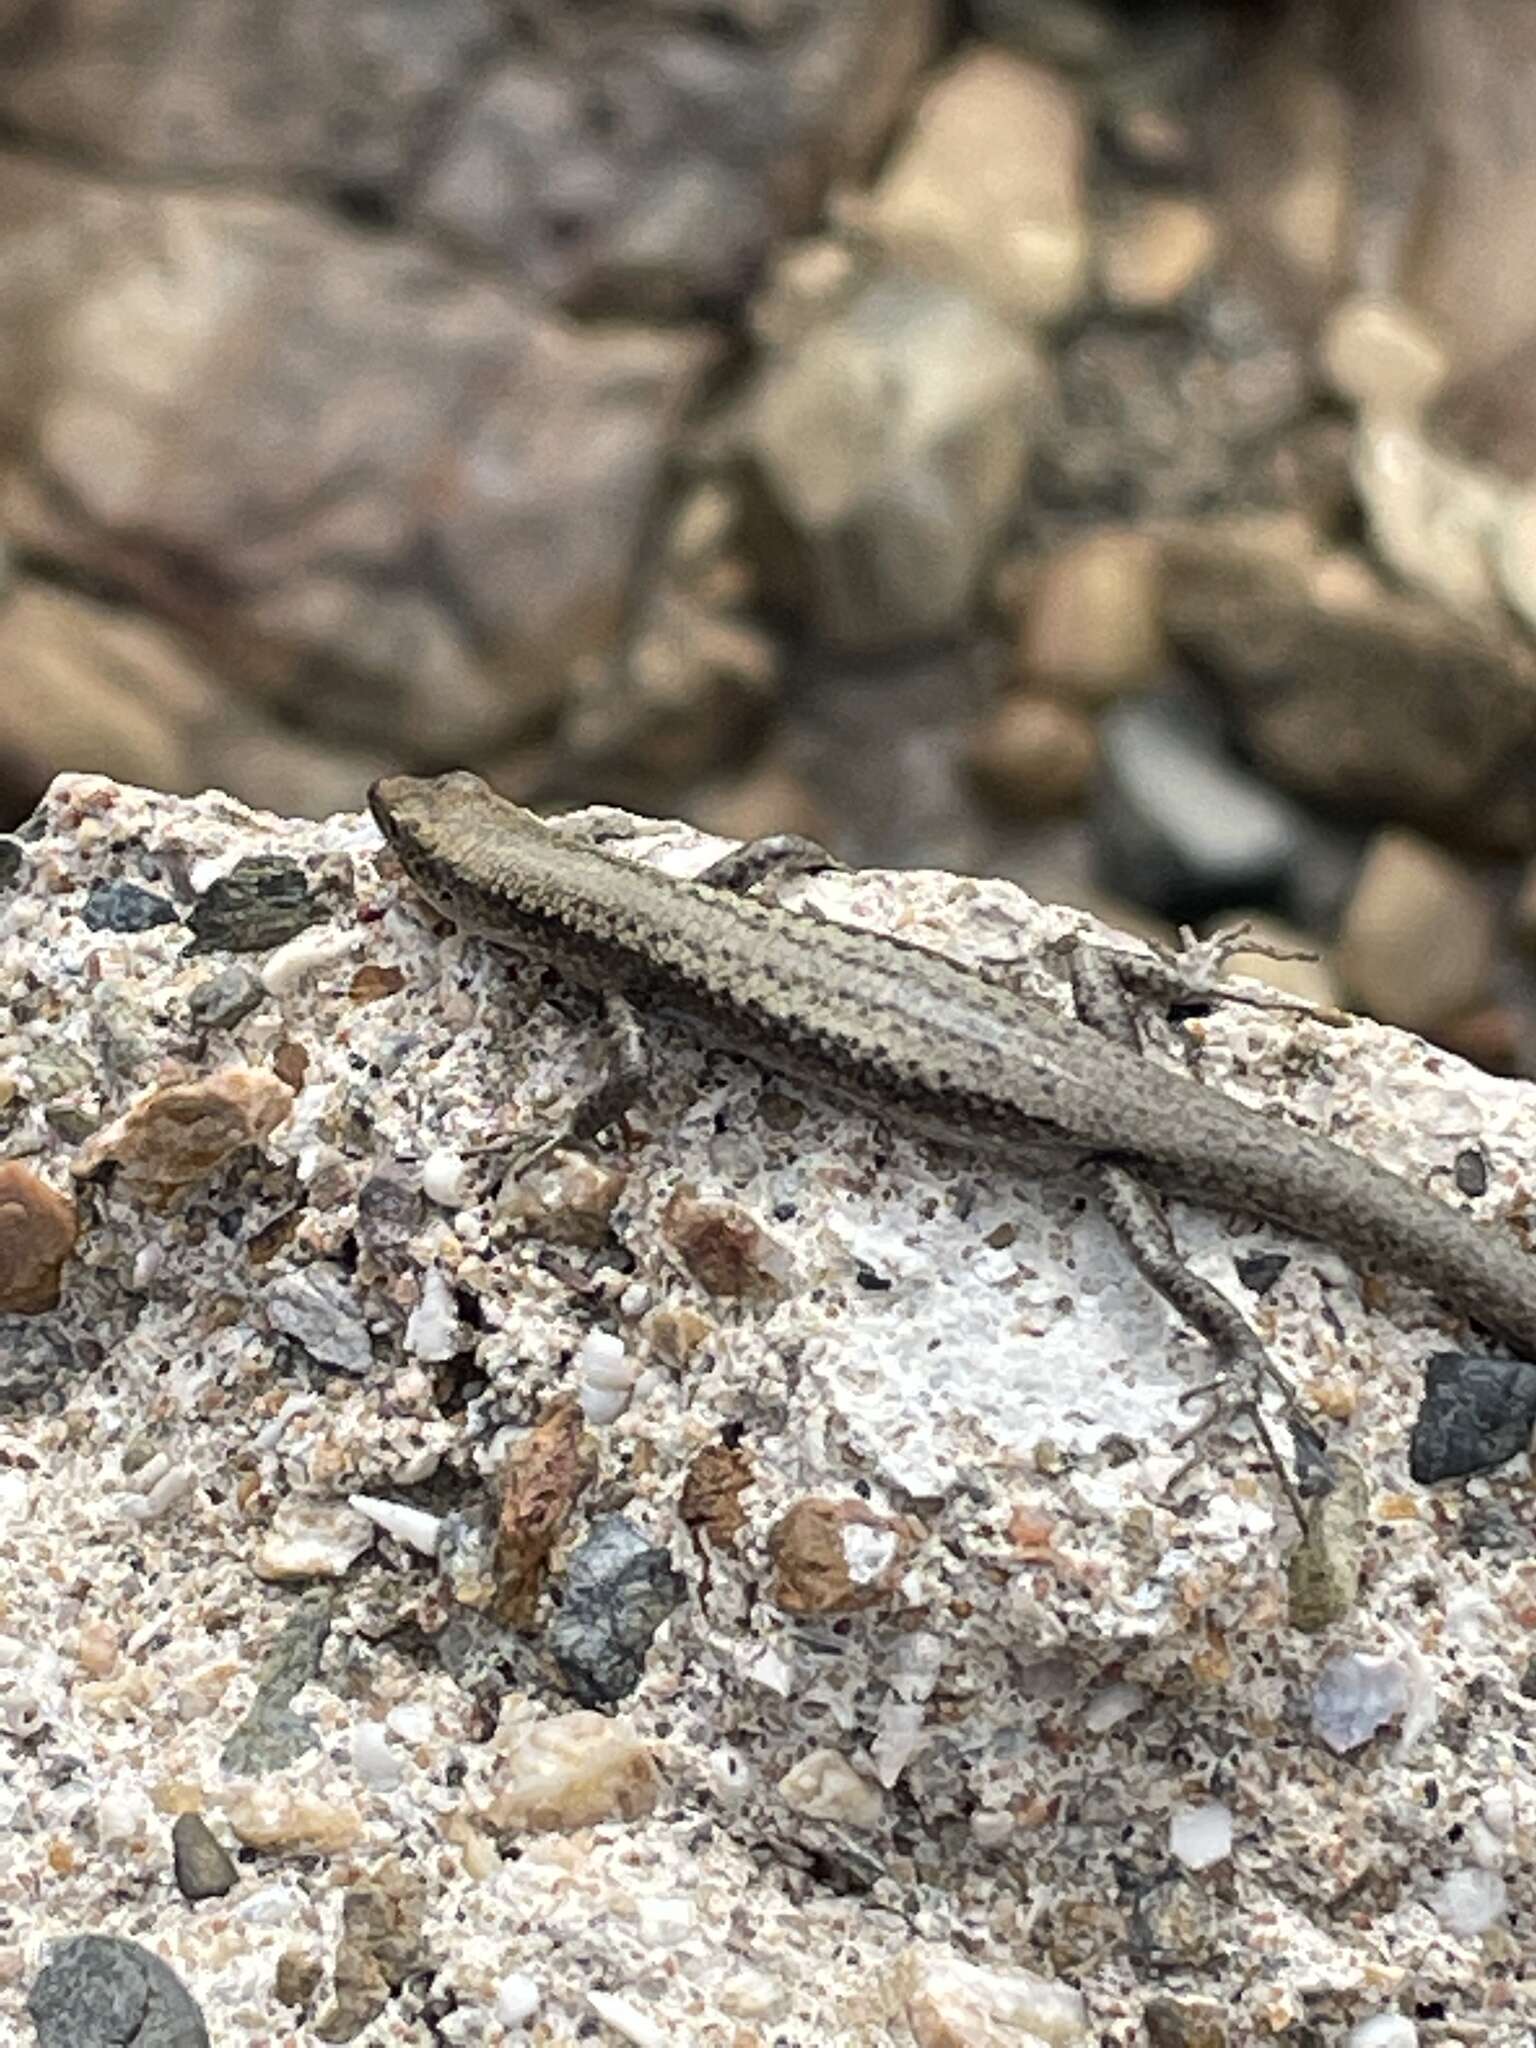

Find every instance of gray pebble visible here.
[187,966,265,1032]
[186,855,322,954]
[549,1512,686,1706]
[28,1933,209,2048]
[171,1813,238,1901]
[82,882,179,934]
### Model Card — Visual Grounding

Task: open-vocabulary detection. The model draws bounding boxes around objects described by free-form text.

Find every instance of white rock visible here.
[1169,1800,1233,1871]
[406,1266,463,1362]
[776,1748,884,1828]
[495,1972,541,2026]
[350,1718,404,1790]
[1083,1681,1144,1733]
[1431,1866,1507,1936]
[586,1990,667,2047]
[1346,2019,1417,2048]
[1311,1652,1409,1754]
[421,1148,470,1206]
[635,1895,695,1947]
[348,1493,444,1556]
[255,1499,375,1581]
[577,1329,638,1425]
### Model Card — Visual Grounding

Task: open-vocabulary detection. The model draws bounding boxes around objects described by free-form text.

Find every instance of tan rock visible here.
[768,1497,917,1614]
[1320,293,1447,417]
[679,1443,754,1552]
[491,1398,594,1628]
[966,696,1097,818]
[1021,530,1163,703]
[861,50,1088,325]
[223,1785,362,1854]
[1101,198,1218,311]
[481,1710,659,1834]
[72,1067,294,1196]
[1336,829,1495,1033]
[0,1161,78,1313]
[897,1943,1089,2046]
[0,582,210,797]
[253,1499,376,1582]
[662,1189,789,1300]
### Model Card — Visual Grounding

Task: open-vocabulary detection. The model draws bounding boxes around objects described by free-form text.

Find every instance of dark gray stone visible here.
[82,882,179,933]
[28,1934,209,2048]
[1410,1352,1536,1484]
[186,856,323,954]
[171,1813,238,1901]
[0,836,23,890]
[1092,696,1305,924]
[187,966,265,1032]
[549,1512,686,1707]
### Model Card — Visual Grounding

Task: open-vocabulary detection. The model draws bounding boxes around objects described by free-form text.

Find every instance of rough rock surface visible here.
[1,775,1534,2042]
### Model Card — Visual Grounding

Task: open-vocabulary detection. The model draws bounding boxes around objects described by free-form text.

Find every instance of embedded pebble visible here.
[349,1720,405,1791]
[348,1493,443,1557]
[1345,2019,1417,2048]
[27,1934,210,2048]
[1430,1866,1507,1936]
[171,1812,239,1901]
[420,1149,470,1207]
[72,1068,293,1193]
[187,964,265,1031]
[0,1161,77,1313]
[1311,1652,1409,1755]
[82,879,178,933]
[222,1784,362,1854]
[587,1989,668,2048]
[1169,1801,1233,1871]
[576,1328,638,1425]
[185,854,322,953]
[265,1264,373,1373]
[897,1944,1088,2045]
[548,1513,686,1706]
[254,1499,375,1581]
[480,1709,659,1833]
[769,1497,916,1614]
[777,1748,884,1828]
[405,1266,463,1361]
[1409,1352,1536,1483]
[496,1973,541,2027]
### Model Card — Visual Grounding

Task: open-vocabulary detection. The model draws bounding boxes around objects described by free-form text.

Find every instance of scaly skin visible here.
[369,771,1536,1361]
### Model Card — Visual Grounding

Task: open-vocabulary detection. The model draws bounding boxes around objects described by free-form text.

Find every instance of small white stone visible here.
[233,1882,309,1925]
[1346,2019,1417,2048]
[842,1522,898,1584]
[97,1788,148,1844]
[495,1973,541,2026]
[261,926,356,995]
[1431,1865,1507,1936]
[635,1895,695,1947]
[128,1463,196,1522]
[777,1747,884,1828]
[1169,1800,1232,1871]
[255,1499,375,1581]
[348,1493,444,1556]
[421,1149,470,1206]
[1083,1681,1144,1733]
[406,1267,463,1362]
[719,1967,785,2020]
[350,1719,404,1790]
[387,1701,435,1745]
[1480,1783,1516,1842]
[970,1808,1014,1848]
[586,1990,667,2047]
[1311,1651,1409,1754]
[577,1329,637,1425]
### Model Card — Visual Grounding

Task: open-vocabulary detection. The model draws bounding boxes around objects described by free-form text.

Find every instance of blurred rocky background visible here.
[7,0,1536,1067]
